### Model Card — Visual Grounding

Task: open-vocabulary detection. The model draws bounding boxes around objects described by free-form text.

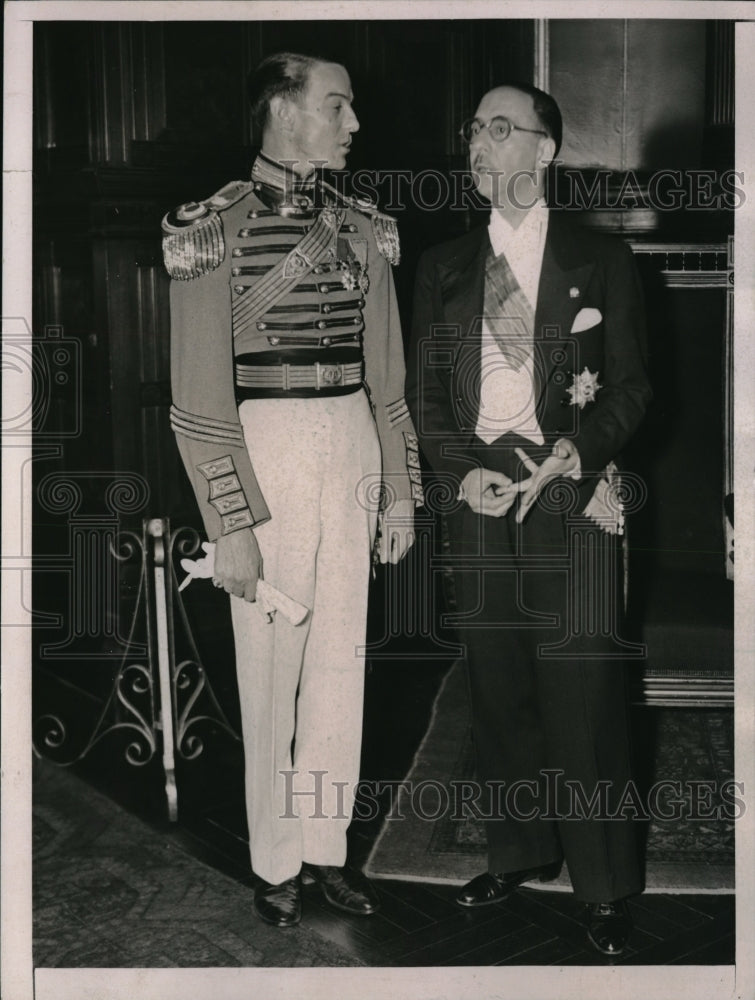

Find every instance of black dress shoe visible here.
[586,899,632,956]
[301,864,380,915]
[253,875,302,927]
[455,860,562,908]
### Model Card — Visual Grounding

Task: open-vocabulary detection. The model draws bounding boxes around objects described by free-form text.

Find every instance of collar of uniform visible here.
[488,198,548,261]
[251,151,317,196]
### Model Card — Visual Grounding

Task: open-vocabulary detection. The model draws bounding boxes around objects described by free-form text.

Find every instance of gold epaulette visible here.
[161,180,253,281]
[319,179,401,266]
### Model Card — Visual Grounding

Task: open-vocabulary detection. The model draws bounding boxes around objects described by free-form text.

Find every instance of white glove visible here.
[178,541,216,587]
[179,542,308,626]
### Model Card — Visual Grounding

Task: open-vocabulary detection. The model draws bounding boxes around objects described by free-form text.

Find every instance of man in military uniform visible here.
[163,52,421,927]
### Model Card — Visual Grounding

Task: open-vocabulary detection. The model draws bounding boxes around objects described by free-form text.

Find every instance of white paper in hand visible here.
[178,541,309,625]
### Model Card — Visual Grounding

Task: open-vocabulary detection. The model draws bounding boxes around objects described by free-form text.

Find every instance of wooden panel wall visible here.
[32,20,733,702]
[32,19,536,509]
[549,20,708,171]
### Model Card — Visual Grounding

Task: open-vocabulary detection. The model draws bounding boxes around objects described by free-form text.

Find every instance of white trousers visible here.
[232,389,381,884]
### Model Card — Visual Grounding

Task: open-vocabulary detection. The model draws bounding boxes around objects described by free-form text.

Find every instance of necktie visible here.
[483,246,534,371]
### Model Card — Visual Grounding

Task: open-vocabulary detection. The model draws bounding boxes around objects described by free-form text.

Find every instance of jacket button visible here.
[232,248,241,257]
[322,304,332,314]
[269,336,280,346]
[257,322,267,331]
[313,265,323,274]
[234,285,244,294]
[322,336,332,346]
[319,284,329,294]
[317,320,327,330]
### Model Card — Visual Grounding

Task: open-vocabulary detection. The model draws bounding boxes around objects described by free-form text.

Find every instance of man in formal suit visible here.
[406,82,651,956]
[163,53,421,927]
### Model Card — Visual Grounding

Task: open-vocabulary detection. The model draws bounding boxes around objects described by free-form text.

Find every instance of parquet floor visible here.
[34,657,735,968]
[168,794,735,968]
[302,876,734,966]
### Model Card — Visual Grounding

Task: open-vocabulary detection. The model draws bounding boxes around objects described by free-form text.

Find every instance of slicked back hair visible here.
[498,81,563,158]
[247,52,325,135]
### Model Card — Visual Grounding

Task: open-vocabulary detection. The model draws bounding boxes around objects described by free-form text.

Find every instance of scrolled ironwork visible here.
[34,516,241,820]
[168,528,242,754]
[180,732,205,760]
[33,518,157,769]
[170,524,204,561]
[110,527,145,565]
[33,661,157,768]
[173,656,239,759]
[81,663,157,767]
[118,660,154,702]
[33,714,68,755]
[120,724,157,766]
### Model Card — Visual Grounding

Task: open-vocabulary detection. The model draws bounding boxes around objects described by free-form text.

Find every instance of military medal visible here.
[319,177,401,266]
[337,235,370,295]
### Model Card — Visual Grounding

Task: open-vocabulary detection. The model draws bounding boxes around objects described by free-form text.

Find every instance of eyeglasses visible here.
[459,116,547,144]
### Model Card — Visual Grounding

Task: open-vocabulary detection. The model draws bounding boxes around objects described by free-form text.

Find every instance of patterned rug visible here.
[33,758,362,968]
[365,661,735,893]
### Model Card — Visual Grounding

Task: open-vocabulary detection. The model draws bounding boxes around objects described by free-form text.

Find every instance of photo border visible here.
[3,3,754,998]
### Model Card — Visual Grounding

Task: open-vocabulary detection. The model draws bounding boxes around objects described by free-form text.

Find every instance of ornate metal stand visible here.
[33,515,240,821]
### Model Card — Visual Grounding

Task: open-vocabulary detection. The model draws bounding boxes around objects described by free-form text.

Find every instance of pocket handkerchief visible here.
[570,307,602,333]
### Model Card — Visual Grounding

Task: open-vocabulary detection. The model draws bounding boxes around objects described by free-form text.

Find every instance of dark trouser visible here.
[447,435,644,903]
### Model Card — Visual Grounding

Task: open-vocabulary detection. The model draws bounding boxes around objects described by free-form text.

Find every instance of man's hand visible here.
[460,467,520,517]
[213,528,262,602]
[515,439,580,523]
[378,497,415,564]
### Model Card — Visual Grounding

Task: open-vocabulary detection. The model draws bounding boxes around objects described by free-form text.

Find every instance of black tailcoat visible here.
[406,213,652,901]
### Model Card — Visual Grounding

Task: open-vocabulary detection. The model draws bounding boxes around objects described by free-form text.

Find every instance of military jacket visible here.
[163,153,422,540]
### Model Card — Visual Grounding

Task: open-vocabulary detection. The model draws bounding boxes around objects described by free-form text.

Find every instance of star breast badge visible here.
[567,366,602,409]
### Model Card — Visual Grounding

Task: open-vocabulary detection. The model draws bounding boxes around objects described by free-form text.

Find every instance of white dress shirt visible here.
[476,200,549,446]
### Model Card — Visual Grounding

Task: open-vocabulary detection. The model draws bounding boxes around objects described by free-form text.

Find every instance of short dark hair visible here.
[502,81,563,158]
[247,52,324,134]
